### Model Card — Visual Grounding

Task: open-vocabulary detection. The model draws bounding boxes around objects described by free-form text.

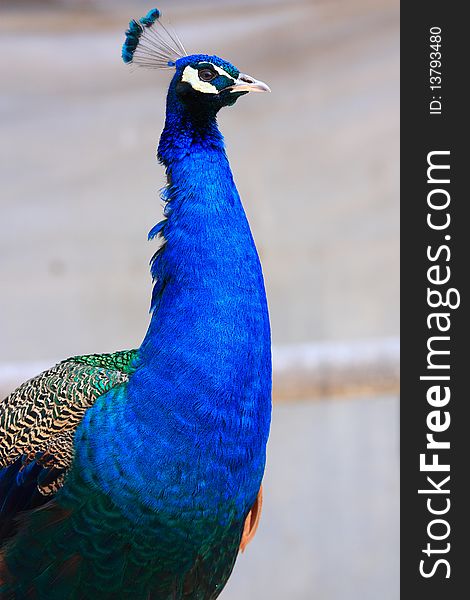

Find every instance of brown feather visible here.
[239,485,263,552]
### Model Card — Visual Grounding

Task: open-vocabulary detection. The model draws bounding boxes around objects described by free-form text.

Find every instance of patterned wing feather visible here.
[0,350,138,541]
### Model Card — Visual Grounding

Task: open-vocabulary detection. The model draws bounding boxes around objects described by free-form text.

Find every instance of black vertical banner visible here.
[401,3,468,599]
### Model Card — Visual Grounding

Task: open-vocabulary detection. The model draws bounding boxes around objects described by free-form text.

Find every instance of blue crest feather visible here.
[122,8,185,68]
[122,9,161,63]
[140,8,161,27]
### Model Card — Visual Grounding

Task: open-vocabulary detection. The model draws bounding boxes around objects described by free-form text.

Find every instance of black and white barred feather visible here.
[0,350,137,495]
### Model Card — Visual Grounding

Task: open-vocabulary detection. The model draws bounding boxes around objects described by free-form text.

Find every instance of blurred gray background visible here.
[0,0,399,598]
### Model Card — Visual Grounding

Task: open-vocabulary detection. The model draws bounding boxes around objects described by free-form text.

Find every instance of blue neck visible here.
[157,78,225,164]
[139,81,270,382]
[82,84,272,524]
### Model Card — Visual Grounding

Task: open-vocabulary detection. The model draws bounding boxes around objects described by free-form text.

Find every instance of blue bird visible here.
[0,8,271,599]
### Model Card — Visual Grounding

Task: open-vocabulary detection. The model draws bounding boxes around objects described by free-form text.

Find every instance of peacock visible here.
[0,8,272,599]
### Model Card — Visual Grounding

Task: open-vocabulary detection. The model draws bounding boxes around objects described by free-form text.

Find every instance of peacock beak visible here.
[228,73,271,93]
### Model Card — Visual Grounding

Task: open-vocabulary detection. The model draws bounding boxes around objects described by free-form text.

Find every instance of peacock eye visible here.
[198,68,217,82]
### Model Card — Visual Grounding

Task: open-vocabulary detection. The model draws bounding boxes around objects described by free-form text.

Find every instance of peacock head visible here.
[171,54,270,111]
[122,8,270,114]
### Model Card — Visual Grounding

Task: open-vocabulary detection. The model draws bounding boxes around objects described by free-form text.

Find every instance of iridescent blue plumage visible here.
[1,8,271,599]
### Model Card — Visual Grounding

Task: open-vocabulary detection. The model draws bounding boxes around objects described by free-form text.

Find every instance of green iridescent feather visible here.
[71,349,139,375]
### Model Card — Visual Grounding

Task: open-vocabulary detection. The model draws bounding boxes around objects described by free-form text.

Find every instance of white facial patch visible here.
[181,64,234,94]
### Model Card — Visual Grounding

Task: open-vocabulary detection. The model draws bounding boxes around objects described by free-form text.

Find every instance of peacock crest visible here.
[122,8,187,69]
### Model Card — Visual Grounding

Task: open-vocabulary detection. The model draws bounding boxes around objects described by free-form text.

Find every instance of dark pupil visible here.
[199,69,216,82]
